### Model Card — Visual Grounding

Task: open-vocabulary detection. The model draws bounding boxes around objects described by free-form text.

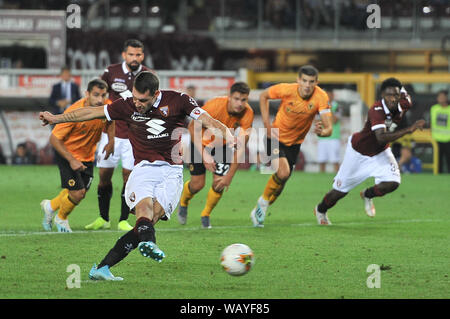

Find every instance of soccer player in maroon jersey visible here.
[85,39,152,232]
[313,78,425,225]
[39,71,236,281]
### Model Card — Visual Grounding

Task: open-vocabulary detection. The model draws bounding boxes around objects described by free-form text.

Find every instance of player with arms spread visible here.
[177,82,254,228]
[40,79,113,232]
[250,65,333,227]
[313,77,425,225]
[86,39,152,232]
[39,71,236,281]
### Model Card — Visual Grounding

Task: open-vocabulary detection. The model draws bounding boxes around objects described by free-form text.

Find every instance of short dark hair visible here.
[60,65,70,73]
[87,78,108,92]
[230,82,250,95]
[380,77,402,92]
[298,65,319,78]
[437,89,448,96]
[134,71,159,95]
[123,39,144,52]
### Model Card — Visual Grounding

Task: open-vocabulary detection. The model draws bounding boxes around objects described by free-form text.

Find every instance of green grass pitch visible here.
[0,165,448,299]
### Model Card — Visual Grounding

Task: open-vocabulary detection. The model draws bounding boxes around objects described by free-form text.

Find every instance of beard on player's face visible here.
[127,61,140,72]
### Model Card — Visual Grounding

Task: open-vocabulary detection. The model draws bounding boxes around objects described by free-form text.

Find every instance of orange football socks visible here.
[179,181,195,207]
[57,192,77,220]
[262,174,285,205]
[50,188,69,212]
[200,187,223,217]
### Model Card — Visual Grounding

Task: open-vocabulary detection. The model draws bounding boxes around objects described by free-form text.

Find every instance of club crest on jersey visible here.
[129,192,136,202]
[68,179,76,187]
[159,105,169,117]
[308,103,314,110]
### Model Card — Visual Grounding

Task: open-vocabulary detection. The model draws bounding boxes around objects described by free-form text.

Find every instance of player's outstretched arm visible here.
[374,119,426,144]
[197,112,236,148]
[39,106,106,126]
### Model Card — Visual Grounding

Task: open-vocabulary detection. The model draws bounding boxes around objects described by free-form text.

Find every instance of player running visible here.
[85,39,152,232]
[39,71,236,281]
[40,79,113,232]
[250,65,333,227]
[313,77,425,225]
[177,82,254,228]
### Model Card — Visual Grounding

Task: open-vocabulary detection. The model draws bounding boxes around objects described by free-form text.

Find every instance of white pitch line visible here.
[0,219,441,238]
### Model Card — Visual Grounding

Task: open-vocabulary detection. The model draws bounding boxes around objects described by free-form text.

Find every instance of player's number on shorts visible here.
[215,163,230,176]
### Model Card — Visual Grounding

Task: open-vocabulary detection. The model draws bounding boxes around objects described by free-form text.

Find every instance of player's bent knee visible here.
[211,183,224,194]
[276,170,291,182]
[98,167,114,184]
[135,199,153,220]
[69,189,86,203]
[189,179,205,193]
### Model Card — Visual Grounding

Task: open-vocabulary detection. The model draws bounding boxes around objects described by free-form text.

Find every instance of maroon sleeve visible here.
[368,107,386,131]
[181,93,200,116]
[105,98,131,121]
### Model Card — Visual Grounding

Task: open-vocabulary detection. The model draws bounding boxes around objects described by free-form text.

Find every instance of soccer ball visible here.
[220,243,254,276]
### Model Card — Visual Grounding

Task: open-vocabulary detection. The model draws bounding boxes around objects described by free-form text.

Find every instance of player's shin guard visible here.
[58,193,77,220]
[135,217,156,243]
[119,185,130,221]
[50,188,69,211]
[179,181,195,207]
[98,229,139,268]
[201,187,223,217]
[98,184,112,221]
[263,174,285,205]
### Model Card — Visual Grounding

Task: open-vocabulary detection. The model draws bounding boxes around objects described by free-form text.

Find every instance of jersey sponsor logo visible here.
[374,107,383,111]
[146,119,168,139]
[131,112,151,122]
[113,78,126,83]
[111,82,128,92]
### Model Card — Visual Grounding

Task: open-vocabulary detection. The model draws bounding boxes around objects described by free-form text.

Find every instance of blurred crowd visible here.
[2,0,449,32]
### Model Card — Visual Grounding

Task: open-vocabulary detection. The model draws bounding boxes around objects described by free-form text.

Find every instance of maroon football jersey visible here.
[101,62,151,139]
[351,95,411,157]
[104,90,205,165]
